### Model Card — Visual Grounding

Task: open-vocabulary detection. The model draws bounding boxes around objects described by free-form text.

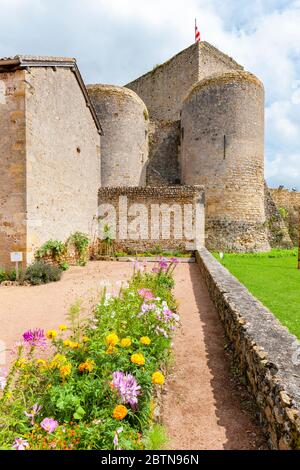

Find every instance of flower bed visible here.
[0,259,179,450]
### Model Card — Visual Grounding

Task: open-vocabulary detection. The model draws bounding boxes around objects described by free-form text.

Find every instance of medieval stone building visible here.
[0,42,296,269]
[0,56,101,269]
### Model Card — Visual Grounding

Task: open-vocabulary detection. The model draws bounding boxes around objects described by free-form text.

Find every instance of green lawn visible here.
[213,249,300,339]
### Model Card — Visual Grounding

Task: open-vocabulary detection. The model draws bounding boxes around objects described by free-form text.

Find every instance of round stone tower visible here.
[180,71,270,252]
[87,84,149,187]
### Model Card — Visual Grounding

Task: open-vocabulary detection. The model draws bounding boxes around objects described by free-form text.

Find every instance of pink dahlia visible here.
[40,417,59,433]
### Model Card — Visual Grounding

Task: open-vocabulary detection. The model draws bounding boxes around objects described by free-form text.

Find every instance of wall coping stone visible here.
[196,247,300,449]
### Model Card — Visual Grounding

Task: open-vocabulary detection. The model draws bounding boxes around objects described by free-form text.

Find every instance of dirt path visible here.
[162,263,267,450]
[0,261,132,367]
[0,260,266,449]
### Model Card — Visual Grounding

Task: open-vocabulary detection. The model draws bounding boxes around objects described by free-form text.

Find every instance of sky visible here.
[0,0,299,189]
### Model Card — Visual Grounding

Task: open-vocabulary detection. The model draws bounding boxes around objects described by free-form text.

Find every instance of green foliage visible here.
[36,240,66,261]
[68,232,89,266]
[0,259,179,450]
[278,207,288,219]
[59,261,70,271]
[24,261,62,285]
[213,248,300,338]
[0,268,8,283]
[143,424,168,450]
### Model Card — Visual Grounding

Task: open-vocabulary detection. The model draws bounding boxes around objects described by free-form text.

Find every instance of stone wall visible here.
[270,189,300,245]
[264,184,293,248]
[147,120,181,185]
[181,71,269,252]
[98,186,205,252]
[0,70,27,270]
[25,67,101,264]
[126,42,242,122]
[197,247,300,450]
[87,85,149,187]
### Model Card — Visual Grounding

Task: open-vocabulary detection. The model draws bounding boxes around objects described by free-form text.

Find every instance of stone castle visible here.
[0,42,297,269]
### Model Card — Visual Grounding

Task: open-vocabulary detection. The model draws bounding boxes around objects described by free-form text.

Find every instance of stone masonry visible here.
[98,186,205,253]
[0,56,101,270]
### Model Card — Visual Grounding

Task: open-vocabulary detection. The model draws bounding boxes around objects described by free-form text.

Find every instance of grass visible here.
[213,248,300,339]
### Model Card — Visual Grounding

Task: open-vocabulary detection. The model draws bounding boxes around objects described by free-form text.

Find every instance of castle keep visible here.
[0,42,296,269]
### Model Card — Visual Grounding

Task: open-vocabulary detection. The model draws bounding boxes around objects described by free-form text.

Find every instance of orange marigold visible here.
[78,359,95,373]
[152,371,165,385]
[113,405,128,420]
[131,353,145,366]
[106,333,119,347]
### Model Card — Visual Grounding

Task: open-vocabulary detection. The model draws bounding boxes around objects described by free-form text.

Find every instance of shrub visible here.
[36,240,67,261]
[0,269,8,283]
[68,232,89,266]
[24,261,62,285]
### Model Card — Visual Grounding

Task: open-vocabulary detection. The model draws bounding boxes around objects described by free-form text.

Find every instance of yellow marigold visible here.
[50,354,67,369]
[106,345,115,355]
[59,324,67,331]
[16,358,27,369]
[63,339,80,349]
[78,359,95,373]
[140,336,151,346]
[131,353,145,366]
[60,363,72,378]
[106,333,119,347]
[120,337,132,348]
[36,359,47,371]
[82,336,90,343]
[113,405,128,420]
[46,330,57,340]
[152,371,165,385]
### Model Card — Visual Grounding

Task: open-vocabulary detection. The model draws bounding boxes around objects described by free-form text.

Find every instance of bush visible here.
[68,232,89,266]
[36,240,67,261]
[24,261,62,285]
[0,269,8,283]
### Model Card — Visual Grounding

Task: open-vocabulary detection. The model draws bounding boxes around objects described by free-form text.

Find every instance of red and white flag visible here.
[195,19,201,43]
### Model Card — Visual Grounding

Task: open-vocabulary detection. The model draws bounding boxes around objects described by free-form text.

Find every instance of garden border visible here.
[196,247,300,450]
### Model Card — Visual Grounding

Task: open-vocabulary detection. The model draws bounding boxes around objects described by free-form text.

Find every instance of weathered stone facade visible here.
[197,248,300,450]
[0,70,27,269]
[264,184,293,248]
[147,120,181,185]
[98,186,205,252]
[0,56,101,270]
[126,42,243,122]
[181,71,269,252]
[270,188,300,245]
[87,85,149,187]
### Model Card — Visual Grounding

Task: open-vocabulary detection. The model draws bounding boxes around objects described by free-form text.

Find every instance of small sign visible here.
[10,252,23,262]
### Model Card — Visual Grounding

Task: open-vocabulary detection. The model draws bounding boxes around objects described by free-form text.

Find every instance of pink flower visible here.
[24,404,42,425]
[40,417,59,433]
[138,288,154,301]
[170,257,179,264]
[158,257,168,270]
[23,329,46,347]
[12,438,29,450]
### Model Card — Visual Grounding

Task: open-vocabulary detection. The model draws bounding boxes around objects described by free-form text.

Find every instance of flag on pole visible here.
[195,19,201,43]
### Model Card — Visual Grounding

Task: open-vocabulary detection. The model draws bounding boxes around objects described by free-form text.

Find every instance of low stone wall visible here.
[98,186,205,253]
[196,247,300,450]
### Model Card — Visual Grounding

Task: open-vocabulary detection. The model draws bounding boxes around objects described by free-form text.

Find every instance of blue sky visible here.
[0,0,299,189]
